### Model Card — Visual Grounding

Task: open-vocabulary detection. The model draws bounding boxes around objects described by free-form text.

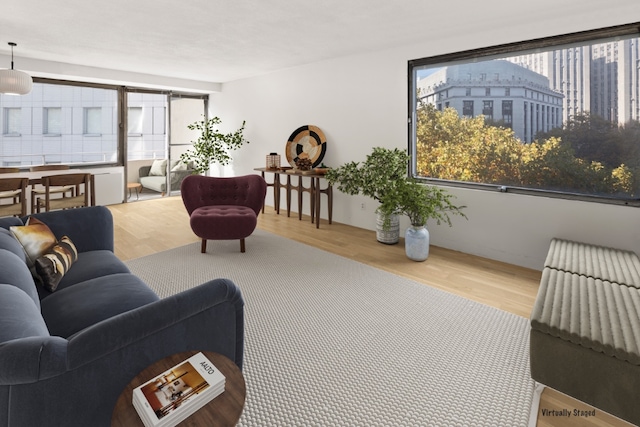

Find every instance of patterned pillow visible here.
[10,217,57,267]
[35,236,78,292]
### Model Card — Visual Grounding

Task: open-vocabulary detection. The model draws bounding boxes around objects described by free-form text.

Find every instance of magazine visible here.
[132,352,226,427]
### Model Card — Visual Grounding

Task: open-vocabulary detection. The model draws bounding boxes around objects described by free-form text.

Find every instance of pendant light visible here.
[0,42,33,95]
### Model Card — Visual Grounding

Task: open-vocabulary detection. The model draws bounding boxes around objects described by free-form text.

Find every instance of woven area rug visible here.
[126,230,535,426]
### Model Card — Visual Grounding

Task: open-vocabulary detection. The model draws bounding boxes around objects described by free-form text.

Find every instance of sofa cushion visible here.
[0,285,49,343]
[41,273,159,338]
[149,159,167,176]
[0,249,40,309]
[35,236,78,292]
[0,228,27,263]
[10,217,57,267]
[171,160,188,171]
[37,250,132,300]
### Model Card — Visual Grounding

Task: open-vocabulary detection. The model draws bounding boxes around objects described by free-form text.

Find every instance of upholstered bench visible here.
[530,238,640,426]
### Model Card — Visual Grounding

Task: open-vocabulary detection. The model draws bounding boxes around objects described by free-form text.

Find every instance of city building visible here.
[417,60,564,142]
[508,37,640,125]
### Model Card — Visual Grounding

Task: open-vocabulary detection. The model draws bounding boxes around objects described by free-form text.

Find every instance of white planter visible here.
[405,225,430,261]
[376,212,399,244]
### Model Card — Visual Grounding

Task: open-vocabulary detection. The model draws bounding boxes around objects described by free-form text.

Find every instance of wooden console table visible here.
[111,351,246,427]
[255,167,332,229]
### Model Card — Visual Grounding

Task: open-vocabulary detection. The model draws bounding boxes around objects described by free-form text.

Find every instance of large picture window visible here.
[409,23,640,204]
[0,81,118,166]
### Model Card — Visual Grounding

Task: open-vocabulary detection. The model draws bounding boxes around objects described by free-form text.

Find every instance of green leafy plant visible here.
[180,116,249,174]
[326,146,466,229]
[326,147,409,228]
[397,179,467,227]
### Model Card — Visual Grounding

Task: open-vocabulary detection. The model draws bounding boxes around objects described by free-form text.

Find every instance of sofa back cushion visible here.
[0,228,27,263]
[0,249,40,309]
[0,285,49,343]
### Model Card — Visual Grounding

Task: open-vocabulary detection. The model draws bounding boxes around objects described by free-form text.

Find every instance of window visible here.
[44,107,62,135]
[3,108,21,135]
[0,82,118,166]
[502,101,513,127]
[84,107,102,135]
[409,23,640,204]
[128,107,143,135]
[482,100,493,120]
[0,80,206,168]
[463,100,474,117]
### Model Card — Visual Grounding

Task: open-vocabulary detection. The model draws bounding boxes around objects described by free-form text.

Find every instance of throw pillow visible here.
[34,236,78,292]
[149,159,167,176]
[10,217,57,267]
[170,160,188,172]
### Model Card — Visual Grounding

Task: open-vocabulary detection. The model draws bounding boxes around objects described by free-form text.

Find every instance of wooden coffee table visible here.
[111,351,246,427]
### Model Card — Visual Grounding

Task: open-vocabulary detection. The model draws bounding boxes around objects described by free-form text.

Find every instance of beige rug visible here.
[126,229,535,426]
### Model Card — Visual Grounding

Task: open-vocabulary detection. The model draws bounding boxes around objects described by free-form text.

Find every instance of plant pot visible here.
[376,212,399,244]
[405,225,429,261]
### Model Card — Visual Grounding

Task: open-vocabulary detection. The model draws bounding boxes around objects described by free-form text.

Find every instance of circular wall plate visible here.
[285,125,327,168]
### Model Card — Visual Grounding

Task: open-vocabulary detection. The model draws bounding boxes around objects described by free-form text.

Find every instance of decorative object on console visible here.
[180,116,250,175]
[266,153,281,170]
[0,42,33,95]
[294,158,312,171]
[313,163,330,175]
[286,125,326,168]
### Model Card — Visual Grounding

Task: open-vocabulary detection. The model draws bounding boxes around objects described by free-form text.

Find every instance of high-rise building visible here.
[508,37,640,125]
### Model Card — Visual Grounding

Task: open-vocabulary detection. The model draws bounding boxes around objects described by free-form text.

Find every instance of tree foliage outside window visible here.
[410,24,640,203]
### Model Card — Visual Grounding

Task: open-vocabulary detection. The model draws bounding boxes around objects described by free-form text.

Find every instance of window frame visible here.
[0,77,208,169]
[408,22,640,207]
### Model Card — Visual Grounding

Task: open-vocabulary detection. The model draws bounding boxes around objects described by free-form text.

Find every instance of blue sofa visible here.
[0,206,244,427]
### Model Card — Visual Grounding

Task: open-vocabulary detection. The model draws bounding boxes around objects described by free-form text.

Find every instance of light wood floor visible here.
[107,196,633,427]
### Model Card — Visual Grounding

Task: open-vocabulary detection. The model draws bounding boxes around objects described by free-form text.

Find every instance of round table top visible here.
[111,351,246,427]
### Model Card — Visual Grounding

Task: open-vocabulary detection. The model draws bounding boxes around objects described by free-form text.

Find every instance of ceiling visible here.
[1,0,639,85]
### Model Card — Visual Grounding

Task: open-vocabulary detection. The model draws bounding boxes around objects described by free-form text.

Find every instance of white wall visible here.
[211,8,640,270]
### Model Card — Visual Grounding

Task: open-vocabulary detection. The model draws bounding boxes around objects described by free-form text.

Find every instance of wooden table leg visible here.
[286,175,292,217]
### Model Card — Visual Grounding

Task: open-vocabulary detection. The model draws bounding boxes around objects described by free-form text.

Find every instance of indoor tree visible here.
[180,116,249,175]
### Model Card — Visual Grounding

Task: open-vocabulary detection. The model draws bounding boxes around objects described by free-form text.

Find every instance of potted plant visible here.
[180,116,249,175]
[397,178,467,261]
[326,147,410,244]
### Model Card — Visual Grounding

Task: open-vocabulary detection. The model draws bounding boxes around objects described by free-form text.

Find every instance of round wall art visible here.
[285,125,327,168]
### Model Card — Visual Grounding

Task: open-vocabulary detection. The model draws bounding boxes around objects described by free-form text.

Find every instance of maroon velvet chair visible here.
[181,174,267,253]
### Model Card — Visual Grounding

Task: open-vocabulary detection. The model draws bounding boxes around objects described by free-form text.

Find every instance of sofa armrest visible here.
[67,278,244,369]
[139,165,151,178]
[30,206,114,253]
[0,336,68,385]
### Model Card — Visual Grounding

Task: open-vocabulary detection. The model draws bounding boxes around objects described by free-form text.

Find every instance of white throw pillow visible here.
[171,161,188,171]
[149,159,167,176]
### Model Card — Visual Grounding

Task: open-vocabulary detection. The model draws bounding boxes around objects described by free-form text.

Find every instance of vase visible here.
[405,225,429,261]
[376,212,399,244]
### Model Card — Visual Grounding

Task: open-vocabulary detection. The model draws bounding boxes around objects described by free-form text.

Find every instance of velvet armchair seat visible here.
[181,174,267,253]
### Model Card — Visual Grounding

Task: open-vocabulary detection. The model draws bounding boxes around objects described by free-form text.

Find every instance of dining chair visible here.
[0,167,20,174]
[30,165,71,172]
[35,173,93,213]
[0,177,28,217]
[30,165,74,212]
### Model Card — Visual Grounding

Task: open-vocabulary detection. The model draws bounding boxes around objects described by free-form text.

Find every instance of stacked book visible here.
[132,352,226,427]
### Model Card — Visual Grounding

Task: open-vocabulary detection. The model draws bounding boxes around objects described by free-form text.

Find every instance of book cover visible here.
[132,352,226,426]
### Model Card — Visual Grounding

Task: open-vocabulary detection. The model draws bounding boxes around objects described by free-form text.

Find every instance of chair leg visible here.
[201,239,207,253]
[240,239,246,253]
